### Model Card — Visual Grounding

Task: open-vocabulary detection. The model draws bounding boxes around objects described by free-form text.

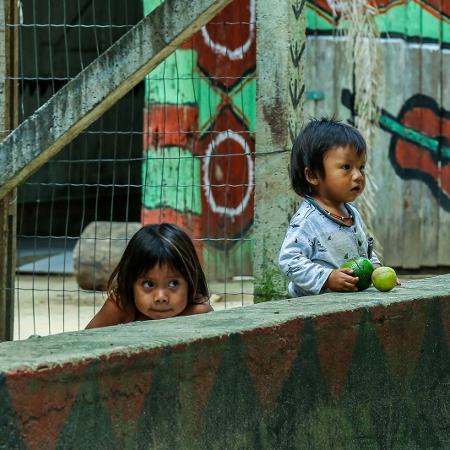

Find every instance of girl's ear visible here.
[304,167,319,186]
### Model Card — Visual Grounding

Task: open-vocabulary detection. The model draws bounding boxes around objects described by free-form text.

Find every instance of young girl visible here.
[86,223,212,328]
[279,118,383,297]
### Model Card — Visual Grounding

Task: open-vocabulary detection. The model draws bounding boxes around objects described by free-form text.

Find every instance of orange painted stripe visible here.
[141,208,204,264]
[143,105,199,151]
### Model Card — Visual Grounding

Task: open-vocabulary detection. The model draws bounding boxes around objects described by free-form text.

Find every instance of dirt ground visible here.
[13,274,254,340]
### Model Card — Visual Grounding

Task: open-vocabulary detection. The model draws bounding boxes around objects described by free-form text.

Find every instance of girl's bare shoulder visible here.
[85,297,134,329]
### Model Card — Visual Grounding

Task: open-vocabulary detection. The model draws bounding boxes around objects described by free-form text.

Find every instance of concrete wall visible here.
[0,274,449,449]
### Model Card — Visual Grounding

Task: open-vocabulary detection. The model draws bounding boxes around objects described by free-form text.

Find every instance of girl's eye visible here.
[168,280,179,288]
[341,164,350,170]
[142,280,154,289]
[360,165,365,172]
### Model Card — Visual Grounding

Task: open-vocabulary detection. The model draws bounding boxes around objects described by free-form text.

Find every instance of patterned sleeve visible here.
[279,215,332,296]
[370,251,381,266]
[350,205,381,266]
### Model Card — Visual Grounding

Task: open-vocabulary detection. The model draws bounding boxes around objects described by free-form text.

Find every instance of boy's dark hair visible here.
[107,223,209,310]
[290,118,367,197]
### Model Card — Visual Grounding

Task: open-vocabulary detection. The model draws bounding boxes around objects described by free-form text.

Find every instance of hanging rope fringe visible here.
[340,0,383,259]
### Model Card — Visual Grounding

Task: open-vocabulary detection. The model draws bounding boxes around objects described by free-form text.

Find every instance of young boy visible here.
[279,118,380,297]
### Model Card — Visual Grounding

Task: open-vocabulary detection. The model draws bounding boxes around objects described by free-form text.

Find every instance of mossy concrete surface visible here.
[0,274,449,449]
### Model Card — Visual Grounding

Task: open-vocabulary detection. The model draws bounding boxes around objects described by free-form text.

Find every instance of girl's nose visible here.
[154,290,168,303]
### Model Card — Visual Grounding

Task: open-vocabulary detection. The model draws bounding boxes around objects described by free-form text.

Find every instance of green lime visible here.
[372,266,397,292]
[340,257,374,291]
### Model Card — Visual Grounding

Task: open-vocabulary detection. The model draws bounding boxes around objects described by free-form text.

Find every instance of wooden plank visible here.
[419,44,440,267]
[400,45,422,268]
[312,38,337,119]
[0,0,232,200]
[438,6,450,266]
[376,41,406,267]
[0,0,18,341]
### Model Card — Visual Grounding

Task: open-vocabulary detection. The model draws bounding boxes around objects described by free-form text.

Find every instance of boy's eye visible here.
[360,165,365,172]
[341,164,350,170]
[142,280,154,289]
[168,279,179,288]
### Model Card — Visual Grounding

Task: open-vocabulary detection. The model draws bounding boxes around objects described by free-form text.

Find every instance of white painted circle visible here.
[203,130,254,217]
[200,0,255,61]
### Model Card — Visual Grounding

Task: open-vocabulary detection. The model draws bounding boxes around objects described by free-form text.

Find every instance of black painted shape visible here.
[289,79,305,110]
[137,347,189,450]
[289,41,305,68]
[267,318,329,450]
[405,301,450,450]
[0,373,26,450]
[196,63,256,92]
[292,0,307,20]
[342,88,450,212]
[384,94,450,212]
[342,310,403,450]
[201,333,262,450]
[289,120,298,144]
[56,362,115,450]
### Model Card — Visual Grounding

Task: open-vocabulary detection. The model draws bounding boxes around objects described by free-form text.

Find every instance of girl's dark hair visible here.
[290,118,367,197]
[107,223,209,310]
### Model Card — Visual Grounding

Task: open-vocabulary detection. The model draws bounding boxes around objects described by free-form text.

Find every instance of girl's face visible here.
[133,263,189,320]
[311,145,366,206]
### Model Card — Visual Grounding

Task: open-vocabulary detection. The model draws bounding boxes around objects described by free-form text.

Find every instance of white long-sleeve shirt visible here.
[279,197,380,297]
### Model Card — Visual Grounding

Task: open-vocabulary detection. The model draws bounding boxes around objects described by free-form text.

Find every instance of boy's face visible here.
[313,145,366,205]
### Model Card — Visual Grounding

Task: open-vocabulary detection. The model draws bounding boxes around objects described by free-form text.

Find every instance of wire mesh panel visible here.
[13,0,143,338]
[8,0,255,339]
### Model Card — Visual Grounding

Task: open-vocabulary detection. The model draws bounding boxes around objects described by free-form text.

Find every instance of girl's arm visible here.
[85,297,131,329]
[181,302,213,316]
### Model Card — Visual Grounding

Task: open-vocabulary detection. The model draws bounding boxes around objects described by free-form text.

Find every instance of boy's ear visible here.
[304,167,319,186]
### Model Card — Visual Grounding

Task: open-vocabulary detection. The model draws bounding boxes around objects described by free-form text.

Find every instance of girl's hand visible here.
[325,268,359,292]
[181,303,213,316]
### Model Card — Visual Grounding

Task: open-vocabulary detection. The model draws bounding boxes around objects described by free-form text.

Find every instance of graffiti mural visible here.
[305,0,450,267]
[380,95,450,211]
[142,0,255,275]
[342,90,450,212]
[306,0,449,46]
[141,0,449,271]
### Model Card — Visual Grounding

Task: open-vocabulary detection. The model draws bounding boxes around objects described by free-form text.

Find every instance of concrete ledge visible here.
[1,274,449,449]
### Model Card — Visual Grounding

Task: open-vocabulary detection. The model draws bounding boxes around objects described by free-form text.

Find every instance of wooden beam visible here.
[0,0,232,200]
[0,0,18,341]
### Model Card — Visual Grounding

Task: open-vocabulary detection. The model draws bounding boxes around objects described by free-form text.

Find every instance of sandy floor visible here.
[13,274,254,340]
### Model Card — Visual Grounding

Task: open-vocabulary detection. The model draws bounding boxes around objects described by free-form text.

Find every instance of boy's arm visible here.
[279,225,333,296]
[350,206,381,266]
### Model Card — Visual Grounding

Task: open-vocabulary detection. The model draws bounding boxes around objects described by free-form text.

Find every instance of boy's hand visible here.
[325,268,359,292]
